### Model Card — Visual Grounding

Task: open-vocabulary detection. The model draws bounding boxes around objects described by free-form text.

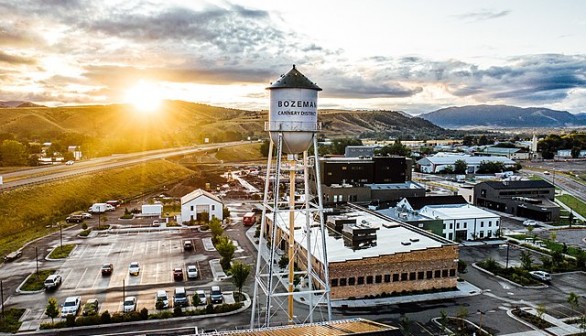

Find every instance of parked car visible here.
[65,160,74,165]
[210,286,223,304]
[61,296,81,317]
[173,287,188,307]
[128,262,140,275]
[530,270,552,282]
[4,250,22,262]
[155,290,169,309]
[173,268,184,281]
[44,274,62,290]
[66,214,84,223]
[106,200,121,207]
[186,265,198,279]
[195,289,207,305]
[123,296,137,312]
[152,220,160,227]
[105,204,116,212]
[101,263,113,276]
[81,212,93,219]
[183,240,194,251]
[82,298,99,316]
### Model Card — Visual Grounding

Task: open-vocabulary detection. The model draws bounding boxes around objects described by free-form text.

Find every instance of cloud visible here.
[454,9,511,22]
[0,51,36,65]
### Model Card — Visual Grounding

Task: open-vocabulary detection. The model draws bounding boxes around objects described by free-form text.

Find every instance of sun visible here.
[125,81,163,113]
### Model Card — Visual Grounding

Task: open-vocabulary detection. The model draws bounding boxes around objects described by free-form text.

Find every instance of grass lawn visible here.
[0,308,25,333]
[20,269,55,291]
[215,142,263,162]
[556,194,586,218]
[48,244,75,259]
[0,160,193,259]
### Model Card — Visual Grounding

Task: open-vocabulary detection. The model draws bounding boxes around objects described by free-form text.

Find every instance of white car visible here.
[195,289,207,305]
[65,160,74,165]
[61,296,81,317]
[128,262,140,275]
[155,290,169,309]
[530,270,552,282]
[81,212,93,219]
[123,296,137,312]
[187,265,198,279]
[523,219,537,227]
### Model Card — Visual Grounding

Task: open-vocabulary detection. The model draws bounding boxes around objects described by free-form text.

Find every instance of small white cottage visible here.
[180,189,223,223]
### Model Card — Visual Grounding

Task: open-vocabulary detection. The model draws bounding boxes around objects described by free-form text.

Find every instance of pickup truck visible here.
[61,296,81,317]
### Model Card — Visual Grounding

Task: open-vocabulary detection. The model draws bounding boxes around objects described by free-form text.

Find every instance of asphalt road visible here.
[0,141,244,191]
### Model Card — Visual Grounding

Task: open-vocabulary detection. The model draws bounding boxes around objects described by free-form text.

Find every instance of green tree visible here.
[439,310,449,333]
[454,160,467,174]
[476,160,505,174]
[462,136,474,146]
[45,297,60,323]
[377,139,411,157]
[520,250,533,270]
[478,135,488,146]
[222,207,231,221]
[259,139,271,157]
[536,304,546,320]
[0,139,28,166]
[568,292,580,312]
[216,235,236,270]
[209,217,224,244]
[231,260,251,300]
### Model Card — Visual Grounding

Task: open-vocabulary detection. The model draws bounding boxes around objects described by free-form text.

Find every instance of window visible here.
[450,269,456,277]
[496,220,500,227]
[426,271,433,279]
[488,221,491,227]
[348,277,356,286]
[435,270,441,278]
[401,273,408,281]
[342,166,347,170]
[463,222,467,228]
[190,206,194,211]
[449,223,453,229]
[442,269,448,277]
[331,279,338,287]
[384,274,391,283]
[357,276,364,285]
[456,223,460,229]
[448,233,453,240]
[409,272,416,281]
[480,222,484,227]
[211,205,215,211]
[489,221,492,226]
[418,271,424,280]
[340,278,347,286]
[366,276,373,284]
[393,274,399,282]
[375,275,382,284]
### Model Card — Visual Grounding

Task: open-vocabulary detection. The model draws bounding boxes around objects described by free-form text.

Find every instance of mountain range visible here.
[420,105,586,129]
[0,101,45,108]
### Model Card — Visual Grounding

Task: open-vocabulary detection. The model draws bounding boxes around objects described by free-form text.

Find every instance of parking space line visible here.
[75,268,89,289]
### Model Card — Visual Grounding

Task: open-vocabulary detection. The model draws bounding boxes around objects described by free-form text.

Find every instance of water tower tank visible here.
[267,65,321,154]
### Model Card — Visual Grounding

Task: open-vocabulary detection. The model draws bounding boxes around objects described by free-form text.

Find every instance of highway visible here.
[0,141,244,191]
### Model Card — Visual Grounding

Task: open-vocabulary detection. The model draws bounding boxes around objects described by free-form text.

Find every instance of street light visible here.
[505,242,510,269]
[477,309,486,334]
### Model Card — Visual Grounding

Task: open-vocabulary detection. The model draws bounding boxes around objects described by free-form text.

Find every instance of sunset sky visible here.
[1,0,585,114]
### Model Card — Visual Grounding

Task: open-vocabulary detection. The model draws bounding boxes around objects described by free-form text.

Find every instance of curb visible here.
[45,244,78,262]
[471,262,547,289]
[15,273,46,295]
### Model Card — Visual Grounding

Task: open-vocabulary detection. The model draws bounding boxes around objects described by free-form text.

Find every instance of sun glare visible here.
[125,81,163,113]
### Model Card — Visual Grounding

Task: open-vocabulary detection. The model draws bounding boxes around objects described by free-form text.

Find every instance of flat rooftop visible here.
[208,318,399,336]
[270,205,452,264]
[420,204,499,220]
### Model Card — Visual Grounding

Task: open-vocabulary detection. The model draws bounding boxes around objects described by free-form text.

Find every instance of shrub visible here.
[206,304,214,314]
[110,312,125,323]
[75,315,100,327]
[100,310,111,324]
[65,314,76,327]
[173,306,183,317]
[81,223,88,230]
[79,229,91,237]
[140,307,149,320]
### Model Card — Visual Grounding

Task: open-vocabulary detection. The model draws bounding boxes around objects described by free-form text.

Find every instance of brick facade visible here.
[328,245,458,299]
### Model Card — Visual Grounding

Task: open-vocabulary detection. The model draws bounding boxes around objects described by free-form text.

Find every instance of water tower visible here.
[250,65,332,328]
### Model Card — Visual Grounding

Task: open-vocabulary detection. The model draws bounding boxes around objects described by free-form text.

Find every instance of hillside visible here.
[0,101,456,154]
[419,105,585,129]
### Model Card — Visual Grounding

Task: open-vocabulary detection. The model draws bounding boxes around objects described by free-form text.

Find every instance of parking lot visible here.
[11,223,251,331]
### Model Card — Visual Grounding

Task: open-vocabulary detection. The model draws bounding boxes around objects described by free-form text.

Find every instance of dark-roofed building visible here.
[396,195,468,212]
[474,180,560,222]
[311,156,422,205]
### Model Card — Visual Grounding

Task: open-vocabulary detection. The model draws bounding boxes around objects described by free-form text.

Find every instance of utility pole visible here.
[59,221,63,250]
[1,280,4,319]
[35,247,39,276]
[505,242,510,269]
[123,280,126,304]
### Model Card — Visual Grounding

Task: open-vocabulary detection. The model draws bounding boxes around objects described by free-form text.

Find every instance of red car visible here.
[173,268,183,281]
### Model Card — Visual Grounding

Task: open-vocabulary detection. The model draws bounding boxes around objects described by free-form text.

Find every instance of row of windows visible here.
[446,220,499,230]
[331,269,456,287]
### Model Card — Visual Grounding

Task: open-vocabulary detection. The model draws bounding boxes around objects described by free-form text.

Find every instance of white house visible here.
[180,189,223,223]
[419,204,500,241]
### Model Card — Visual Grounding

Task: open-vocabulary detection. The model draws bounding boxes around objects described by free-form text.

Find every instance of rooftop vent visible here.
[401,241,411,246]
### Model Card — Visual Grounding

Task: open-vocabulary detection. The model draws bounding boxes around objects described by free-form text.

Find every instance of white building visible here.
[142,203,163,217]
[180,189,223,223]
[419,204,500,241]
[417,155,516,173]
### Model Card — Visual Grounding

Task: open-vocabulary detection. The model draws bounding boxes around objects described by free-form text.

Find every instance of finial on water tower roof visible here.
[293,64,296,69]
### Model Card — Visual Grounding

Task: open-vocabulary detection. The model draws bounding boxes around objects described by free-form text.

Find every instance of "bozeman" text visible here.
[277,100,316,108]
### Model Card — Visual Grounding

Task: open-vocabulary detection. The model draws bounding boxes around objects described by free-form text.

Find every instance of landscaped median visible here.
[47,244,76,260]
[39,292,250,330]
[0,308,26,333]
[17,269,56,293]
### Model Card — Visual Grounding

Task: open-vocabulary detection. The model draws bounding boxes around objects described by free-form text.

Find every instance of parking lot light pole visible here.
[505,240,511,269]
[59,221,63,249]
[1,280,4,319]
[35,247,39,276]
[477,309,486,334]
[123,280,125,304]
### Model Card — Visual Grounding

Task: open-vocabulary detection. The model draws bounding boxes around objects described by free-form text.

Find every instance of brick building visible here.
[266,204,459,300]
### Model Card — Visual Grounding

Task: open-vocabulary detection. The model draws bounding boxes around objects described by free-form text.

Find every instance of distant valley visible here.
[419,104,586,129]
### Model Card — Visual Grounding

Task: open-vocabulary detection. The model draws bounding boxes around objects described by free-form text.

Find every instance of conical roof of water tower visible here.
[267,65,322,91]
